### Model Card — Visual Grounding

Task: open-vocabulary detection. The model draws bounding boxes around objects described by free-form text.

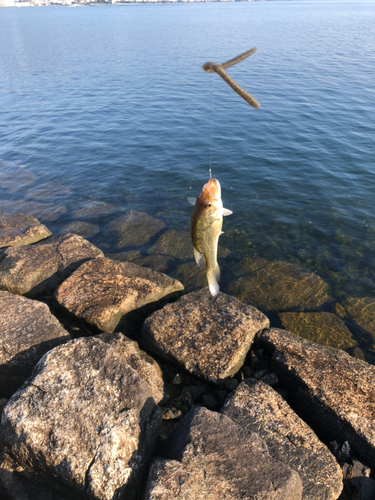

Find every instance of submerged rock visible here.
[221,380,343,500]
[228,257,330,311]
[97,332,164,403]
[140,289,270,384]
[109,211,165,248]
[71,200,121,221]
[55,257,184,333]
[105,249,142,262]
[24,182,73,202]
[0,167,37,194]
[260,328,375,467]
[279,311,357,349]
[1,337,162,500]
[0,200,67,223]
[0,291,70,398]
[0,212,51,248]
[133,254,174,273]
[168,261,207,292]
[344,297,375,342]
[143,407,303,500]
[0,233,104,297]
[61,221,100,239]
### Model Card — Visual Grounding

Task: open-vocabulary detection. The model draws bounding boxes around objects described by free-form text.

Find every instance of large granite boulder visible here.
[0,291,70,398]
[343,297,375,342]
[1,337,162,500]
[143,407,303,500]
[55,258,184,333]
[109,211,165,248]
[279,311,357,349]
[227,257,330,311]
[221,379,343,500]
[260,328,375,467]
[0,233,104,297]
[0,213,51,248]
[140,290,270,384]
[97,332,164,403]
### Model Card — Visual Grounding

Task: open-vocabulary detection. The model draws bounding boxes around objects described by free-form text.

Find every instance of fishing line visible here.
[209,75,216,177]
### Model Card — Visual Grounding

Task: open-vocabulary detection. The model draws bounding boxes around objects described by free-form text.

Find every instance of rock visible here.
[0,291,70,398]
[0,212,51,248]
[140,290,270,384]
[148,230,231,261]
[344,297,375,342]
[227,257,330,311]
[221,380,343,500]
[133,254,174,273]
[55,257,184,333]
[97,332,164,403]
[143,407,303,500]
[105,250,142,262]
[1,337,162,500]
[168,261,207,293]
[0,233,104,297]
[71,200,121,221]
[109,211,165,248]
[201,393,219,409]
[161,407,183,420]
[279,311,357,349]
[61,221,99,239]
[24,182,73,201]
[260,372,279,387]
[0,167,37,194]
[260,328,375,467]
[0,200,67,222]
[0,399,8,415]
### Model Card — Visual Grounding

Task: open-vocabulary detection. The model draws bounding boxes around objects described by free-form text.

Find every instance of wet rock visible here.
[133,254,174,273]
[71,200,121,221]
[148,229,231,261]
[0,291,70,398]
[344,297,375,342]
[55,257,184,333]
[97,332,164,403]
[143,407,303,500]
[222,380,343,500]
[228,257,330,311]
[61,221,99,239]
[0,233,104,297]
[105,249,142,262]
[169,261,207,293]
[0,167,37,194]
[109,211,165,248]
[0,212,51,248]
[279,311,357,349]
[0,200,67,222]
[1,337,162,500]
[24,182,73,201]
[260,328,375,467]
[140,289,270,384]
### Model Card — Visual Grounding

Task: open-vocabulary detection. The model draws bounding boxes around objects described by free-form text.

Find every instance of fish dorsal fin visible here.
[188,197,197,206]
[223,208,233,216]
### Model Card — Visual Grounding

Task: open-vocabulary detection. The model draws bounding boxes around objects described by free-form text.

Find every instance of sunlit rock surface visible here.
[109,211,165,248]
[97,332,164,403]
[279,311,357,349]
[0,212,51,248]
[144,407,303,500]
[1,337,162,500]
[0,200,67,223]
[0,233,104,296]
[0,291,70,398]
[140,289,270,384]
[221,380,343,500]
[260,328,375,467]
[227,257,330,311]
[61,221,100,239]
[344,297,375,342]
[55,257,184,333]
[0,167,37,194]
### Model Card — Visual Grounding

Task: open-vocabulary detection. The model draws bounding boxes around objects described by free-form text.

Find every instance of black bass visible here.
[189,178,232,296]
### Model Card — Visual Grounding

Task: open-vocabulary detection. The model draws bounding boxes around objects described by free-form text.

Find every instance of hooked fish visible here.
[189,178,232,296]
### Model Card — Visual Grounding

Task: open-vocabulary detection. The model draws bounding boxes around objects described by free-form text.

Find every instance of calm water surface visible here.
[1,1,375,360]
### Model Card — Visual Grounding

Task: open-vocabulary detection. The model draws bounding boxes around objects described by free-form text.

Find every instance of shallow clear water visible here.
[1,1,375,360]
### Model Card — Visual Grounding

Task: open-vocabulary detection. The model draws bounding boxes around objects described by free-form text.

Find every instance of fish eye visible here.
[205,202,211,208]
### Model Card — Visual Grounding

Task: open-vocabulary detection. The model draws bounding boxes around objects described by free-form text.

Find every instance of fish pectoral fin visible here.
[220,231,224,235]
[187,197,197,206]
[223,208,233,216]
[207,264,220,296]
[194,248,206,268]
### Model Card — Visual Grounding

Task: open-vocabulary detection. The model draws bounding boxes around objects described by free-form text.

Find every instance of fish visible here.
[189,178,232,296]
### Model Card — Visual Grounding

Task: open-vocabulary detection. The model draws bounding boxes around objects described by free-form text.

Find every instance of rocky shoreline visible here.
[1,210,375,500]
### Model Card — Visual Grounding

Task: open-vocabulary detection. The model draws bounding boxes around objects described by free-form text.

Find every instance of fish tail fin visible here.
[207,264,220,296]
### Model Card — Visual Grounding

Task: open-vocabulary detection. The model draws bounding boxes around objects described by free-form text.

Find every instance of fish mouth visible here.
[202,178,221,200]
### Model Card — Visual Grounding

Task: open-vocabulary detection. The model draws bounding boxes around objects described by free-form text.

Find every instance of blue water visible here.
[1,2,375,357]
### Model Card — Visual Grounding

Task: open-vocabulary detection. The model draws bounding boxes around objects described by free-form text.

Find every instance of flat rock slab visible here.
[97,332,164,403]
[221,380,343,500]
[109,211,165,248]
[260,328,375,467]
[0,291,70,398]
[55,257,184,333]
[144,407,303,500]
[0,233,104,297]
[140,289,270,384]
[227,257,330,311]
[1,337,162,500]
[0,212,51,248]
[344,297,375,342]
[279,311,357,349]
